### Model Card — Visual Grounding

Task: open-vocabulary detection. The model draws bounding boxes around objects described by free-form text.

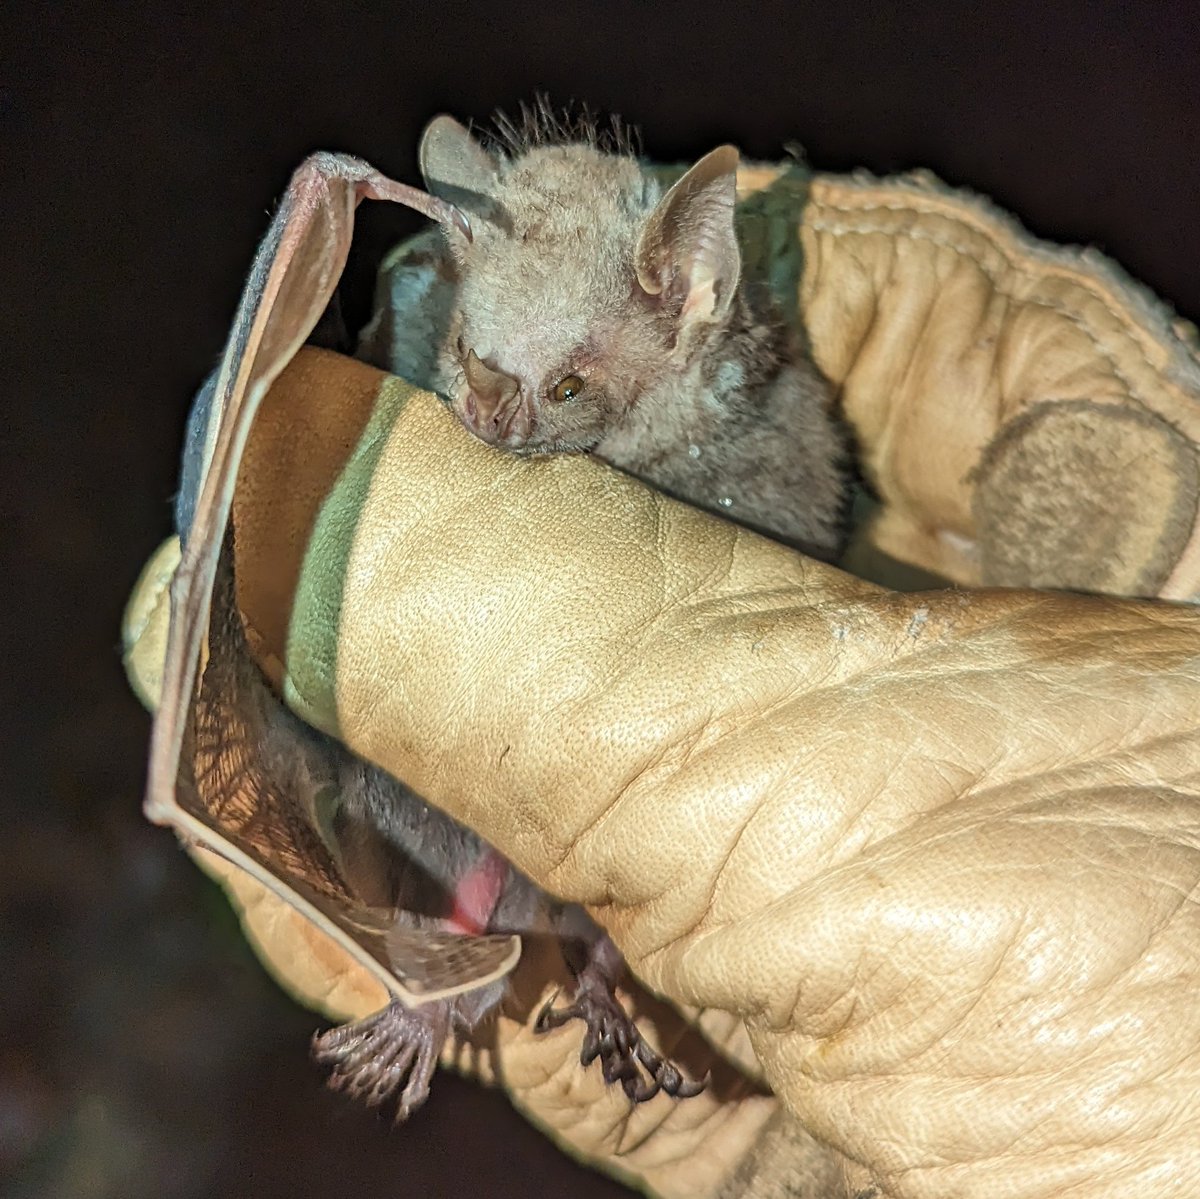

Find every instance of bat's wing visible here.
[145,153,520,1007]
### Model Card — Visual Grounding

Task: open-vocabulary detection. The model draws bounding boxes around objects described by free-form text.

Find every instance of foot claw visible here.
[535,974,704,1104]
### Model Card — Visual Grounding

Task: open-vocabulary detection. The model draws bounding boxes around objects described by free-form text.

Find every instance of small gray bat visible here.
[334,105,849,1117]
[410,102,851,560]
[204,535,703,1121]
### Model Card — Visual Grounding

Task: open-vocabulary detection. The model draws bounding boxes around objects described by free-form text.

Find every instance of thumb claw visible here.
[534,989,565,1033]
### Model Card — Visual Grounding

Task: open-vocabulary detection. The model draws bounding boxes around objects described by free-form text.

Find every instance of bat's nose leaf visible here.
[464,349,520,408]
[495,394,532,442]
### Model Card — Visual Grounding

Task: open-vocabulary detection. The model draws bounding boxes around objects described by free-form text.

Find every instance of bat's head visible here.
[418,113,742,454]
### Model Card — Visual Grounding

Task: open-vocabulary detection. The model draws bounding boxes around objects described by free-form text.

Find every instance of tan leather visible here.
[220,348,1200,1199]
[124,161,1200,1198]
[122,535,180,711]
[801,170,1200,600]
[125,542,797,1199]
[363,163,1200,601]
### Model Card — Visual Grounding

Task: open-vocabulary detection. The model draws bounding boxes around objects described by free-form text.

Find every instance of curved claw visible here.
[534,989,569,1033]
[635,1037,710,1099]
[534,983,705,1105]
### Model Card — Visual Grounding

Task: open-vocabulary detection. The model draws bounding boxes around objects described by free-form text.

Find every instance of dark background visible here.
[4,2,1198,1196]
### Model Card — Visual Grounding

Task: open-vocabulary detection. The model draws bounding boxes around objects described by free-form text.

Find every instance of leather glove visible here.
[124,156,1200,1199]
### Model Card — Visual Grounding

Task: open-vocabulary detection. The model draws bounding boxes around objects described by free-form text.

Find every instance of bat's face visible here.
[439,146,675,455]
[445,247,677,455]
[420,115,741,456]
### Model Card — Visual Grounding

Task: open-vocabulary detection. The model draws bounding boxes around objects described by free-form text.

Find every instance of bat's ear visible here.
[635,145,741,332]
[419,115,501,227]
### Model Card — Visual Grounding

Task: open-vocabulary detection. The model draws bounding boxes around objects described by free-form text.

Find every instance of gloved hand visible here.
[124,155,1200,1199]
[229,348,1200,1199]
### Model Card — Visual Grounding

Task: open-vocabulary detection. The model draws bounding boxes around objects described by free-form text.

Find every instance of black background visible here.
[4,2,1199,1196]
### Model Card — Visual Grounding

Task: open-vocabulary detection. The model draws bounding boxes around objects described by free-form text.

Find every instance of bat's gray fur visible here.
[413,102,851,559]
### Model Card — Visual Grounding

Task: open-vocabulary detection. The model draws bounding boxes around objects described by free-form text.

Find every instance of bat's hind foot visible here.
[312,999,450,1122]
[535,967,706,1103]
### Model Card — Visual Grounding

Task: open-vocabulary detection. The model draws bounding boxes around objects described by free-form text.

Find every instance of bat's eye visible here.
[552,374,585,403]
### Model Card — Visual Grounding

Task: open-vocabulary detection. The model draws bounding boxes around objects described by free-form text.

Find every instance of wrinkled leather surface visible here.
[802,171,1200,600]
[225,349,1200,1199]
[130,355,797,1199]
[125,162,1200,1197]
[127,541,794,1199]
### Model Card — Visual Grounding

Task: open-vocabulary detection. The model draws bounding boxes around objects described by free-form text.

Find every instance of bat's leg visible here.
[312,998,450,1123]
[535,934,706,1103]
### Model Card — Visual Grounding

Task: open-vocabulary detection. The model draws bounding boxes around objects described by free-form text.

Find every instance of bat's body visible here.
[411,105,851,560]
[319,104,853,1118]
[158,128,791,1132]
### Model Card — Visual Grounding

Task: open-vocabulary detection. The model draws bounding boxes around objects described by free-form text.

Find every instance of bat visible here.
[145,150,701,1125]
[370,100,852,561]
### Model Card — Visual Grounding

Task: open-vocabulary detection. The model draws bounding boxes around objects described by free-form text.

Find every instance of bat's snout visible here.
[460,350,533,445]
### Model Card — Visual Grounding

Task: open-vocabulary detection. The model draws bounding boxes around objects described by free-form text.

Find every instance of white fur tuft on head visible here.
[485,93,641,161]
